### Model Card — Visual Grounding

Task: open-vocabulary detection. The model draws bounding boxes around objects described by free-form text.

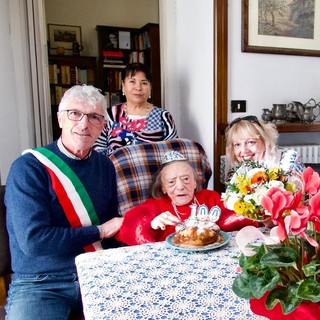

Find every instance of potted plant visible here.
[222,164,320,319]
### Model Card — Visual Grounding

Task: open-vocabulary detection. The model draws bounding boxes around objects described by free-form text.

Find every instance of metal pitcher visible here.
[286,101,303,122]
[297,98,320,123]
[272,104,287,123]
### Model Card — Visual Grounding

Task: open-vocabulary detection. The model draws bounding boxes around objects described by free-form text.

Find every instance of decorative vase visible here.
[250,292,320,320]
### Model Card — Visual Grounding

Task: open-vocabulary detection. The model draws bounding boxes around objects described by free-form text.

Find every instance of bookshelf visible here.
[48,55,97,140]
[96,23,161,107]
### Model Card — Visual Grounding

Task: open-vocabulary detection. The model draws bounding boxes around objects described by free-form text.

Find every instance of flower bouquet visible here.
[222,161,299,221]
[226,165,320,319]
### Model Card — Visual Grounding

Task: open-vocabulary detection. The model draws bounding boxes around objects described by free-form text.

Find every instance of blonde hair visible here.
[225,119,279,166]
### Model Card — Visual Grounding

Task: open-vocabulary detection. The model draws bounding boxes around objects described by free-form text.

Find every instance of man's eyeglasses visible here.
[62,110,105,125]
[228,116,261,129]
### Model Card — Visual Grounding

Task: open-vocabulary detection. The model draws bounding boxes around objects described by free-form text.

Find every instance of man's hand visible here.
[98,217,124,238]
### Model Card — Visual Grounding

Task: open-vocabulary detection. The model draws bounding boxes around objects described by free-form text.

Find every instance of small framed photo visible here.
[119,31,131,49]
[48,24,82,52]
[105,31,119,49]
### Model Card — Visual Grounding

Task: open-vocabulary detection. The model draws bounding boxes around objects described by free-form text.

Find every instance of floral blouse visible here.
[93,103,178,156]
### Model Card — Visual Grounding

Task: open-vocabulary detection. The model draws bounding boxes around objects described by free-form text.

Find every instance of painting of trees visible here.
[258,0,314,39]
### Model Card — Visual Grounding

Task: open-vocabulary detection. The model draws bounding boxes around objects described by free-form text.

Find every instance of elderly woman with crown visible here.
[116,150,257,245]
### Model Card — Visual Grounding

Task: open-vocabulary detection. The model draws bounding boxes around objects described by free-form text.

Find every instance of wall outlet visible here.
[231,100,246,113]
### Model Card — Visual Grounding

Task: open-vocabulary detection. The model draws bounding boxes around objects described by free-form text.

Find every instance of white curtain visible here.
[26,0,52,145]
[9,0,51,148]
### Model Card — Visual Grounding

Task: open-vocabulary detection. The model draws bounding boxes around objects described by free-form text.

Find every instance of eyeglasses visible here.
[62,110,105,125]
[228,116,261,129]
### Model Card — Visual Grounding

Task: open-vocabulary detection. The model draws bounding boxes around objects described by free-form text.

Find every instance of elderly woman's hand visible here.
[151,211,181,230]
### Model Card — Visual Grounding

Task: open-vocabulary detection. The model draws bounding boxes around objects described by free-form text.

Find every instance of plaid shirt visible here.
[109,139,212,216]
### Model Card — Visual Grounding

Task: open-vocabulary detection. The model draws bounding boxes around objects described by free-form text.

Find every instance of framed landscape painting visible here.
[48,24,82,52]
[242,0,320,56]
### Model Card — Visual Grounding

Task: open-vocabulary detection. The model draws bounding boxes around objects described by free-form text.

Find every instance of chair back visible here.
[0,185,11,276]
[109,139,212,216]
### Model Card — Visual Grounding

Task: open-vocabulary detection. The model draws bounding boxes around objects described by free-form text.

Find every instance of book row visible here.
[48,64,95,86]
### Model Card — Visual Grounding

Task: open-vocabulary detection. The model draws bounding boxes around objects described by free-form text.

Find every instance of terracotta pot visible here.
[250,292,320,320]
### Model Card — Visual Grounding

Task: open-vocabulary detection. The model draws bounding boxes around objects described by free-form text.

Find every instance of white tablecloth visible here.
[75,232,267,320]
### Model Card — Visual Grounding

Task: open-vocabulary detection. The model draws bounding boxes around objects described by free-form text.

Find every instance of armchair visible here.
[109,138,212,216]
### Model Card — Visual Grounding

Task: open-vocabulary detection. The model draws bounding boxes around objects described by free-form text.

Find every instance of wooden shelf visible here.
[219,122,320,134]
[275,122,320,133]
[48,55,97,140]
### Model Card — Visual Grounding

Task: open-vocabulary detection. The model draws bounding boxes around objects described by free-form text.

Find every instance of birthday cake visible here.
[172,219,223,247]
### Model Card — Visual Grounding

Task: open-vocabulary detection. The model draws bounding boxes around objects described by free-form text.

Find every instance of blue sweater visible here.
[5,142,119,277]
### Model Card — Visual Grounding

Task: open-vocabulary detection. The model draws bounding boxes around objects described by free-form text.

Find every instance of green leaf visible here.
[266,285,302,315]
[232,271,252,299]
[302,260,320,277]
[261,247,299,268]
[250,268,281,298]
[297,278,320,302]
[238,253,247,268]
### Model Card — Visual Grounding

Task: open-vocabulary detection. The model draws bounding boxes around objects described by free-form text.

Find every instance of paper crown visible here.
[161,150,188,165]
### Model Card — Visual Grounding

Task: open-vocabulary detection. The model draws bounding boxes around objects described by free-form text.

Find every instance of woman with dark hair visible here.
[94,63,178,156]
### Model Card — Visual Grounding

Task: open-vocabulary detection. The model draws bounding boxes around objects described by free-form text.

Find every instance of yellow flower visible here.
[267,167,281,180]
[245,202,255,213]
[285,182,296,193]
[237,176,251,195]
[234,201,245,214]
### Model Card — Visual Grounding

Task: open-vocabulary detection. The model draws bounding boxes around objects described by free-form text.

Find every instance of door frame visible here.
[213,0,228,192]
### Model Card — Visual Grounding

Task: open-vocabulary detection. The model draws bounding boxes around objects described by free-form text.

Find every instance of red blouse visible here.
[116,189,258,246]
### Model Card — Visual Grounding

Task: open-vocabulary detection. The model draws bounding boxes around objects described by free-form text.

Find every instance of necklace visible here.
[171,196,200,220]
[120,103,152,133]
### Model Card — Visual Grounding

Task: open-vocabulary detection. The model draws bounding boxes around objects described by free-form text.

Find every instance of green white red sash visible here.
[22,148,102,252]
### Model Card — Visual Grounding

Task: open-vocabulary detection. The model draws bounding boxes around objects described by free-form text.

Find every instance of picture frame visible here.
[119,31,131,49]
[242,0,320,57]
[104,31,119,49]
[48,24,82,52]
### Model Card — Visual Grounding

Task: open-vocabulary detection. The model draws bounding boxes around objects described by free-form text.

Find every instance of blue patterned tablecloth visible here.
[75,232,267,320]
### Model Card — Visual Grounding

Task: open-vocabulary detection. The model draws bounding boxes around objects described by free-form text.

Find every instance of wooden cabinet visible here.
[48,55,97,140]
[96,23,161,107]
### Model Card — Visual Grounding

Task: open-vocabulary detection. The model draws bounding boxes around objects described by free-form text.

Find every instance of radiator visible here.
[279,144,320,164]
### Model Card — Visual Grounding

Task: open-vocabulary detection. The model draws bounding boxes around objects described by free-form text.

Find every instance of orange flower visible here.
[251,171,268,185]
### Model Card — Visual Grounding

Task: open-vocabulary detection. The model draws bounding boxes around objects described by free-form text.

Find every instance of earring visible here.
[122,91,125,96]
[148,94,151,99]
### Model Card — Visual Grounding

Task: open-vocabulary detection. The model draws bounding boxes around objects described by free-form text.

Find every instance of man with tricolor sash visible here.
[4,85,123,319]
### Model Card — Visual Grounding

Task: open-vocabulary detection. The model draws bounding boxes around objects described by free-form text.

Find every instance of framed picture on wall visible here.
[242,0,320,57]
[48,24,82,52]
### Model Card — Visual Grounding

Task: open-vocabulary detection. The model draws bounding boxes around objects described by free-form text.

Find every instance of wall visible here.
[3,0,319,184]
[160,0,214,187]
[228,0,320,145]
[45,0,159,57]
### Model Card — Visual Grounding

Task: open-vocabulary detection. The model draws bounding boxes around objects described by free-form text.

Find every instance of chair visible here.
[109,138,212,216]
[0,185,11,310]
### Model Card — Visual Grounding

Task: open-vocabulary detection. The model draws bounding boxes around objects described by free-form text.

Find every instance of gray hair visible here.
[151,161,202,199]
[58,85,107,117]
